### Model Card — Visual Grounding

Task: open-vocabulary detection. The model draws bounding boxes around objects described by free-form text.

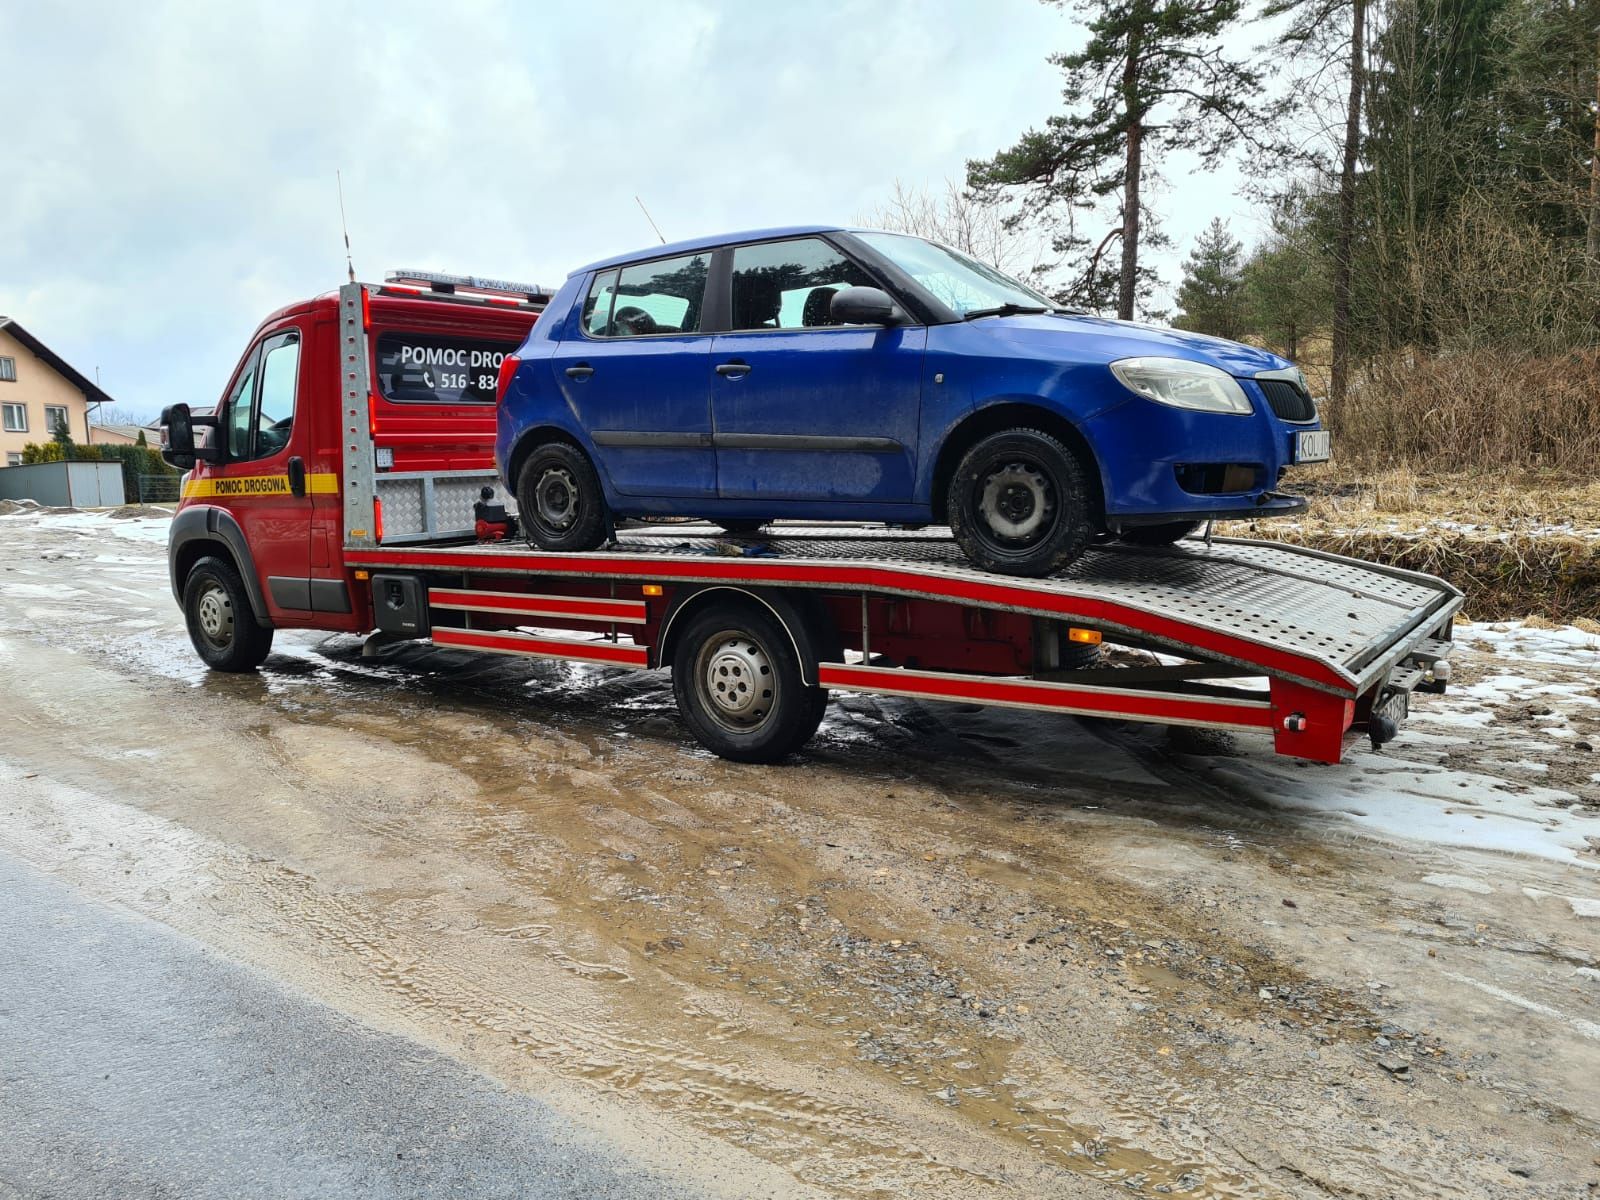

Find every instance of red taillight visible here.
[495,355,521,404]
[373,496,384,543]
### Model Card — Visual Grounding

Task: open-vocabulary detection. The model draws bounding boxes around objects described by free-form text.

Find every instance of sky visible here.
[0,0,1262,421]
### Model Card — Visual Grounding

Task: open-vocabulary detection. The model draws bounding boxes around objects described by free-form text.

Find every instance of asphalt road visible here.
[0,851,706,1200]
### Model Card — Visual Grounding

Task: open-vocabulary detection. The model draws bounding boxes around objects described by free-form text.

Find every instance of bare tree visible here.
[859,179,1053,286]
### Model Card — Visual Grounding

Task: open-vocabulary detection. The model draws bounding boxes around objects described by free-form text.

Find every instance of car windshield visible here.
[851,231,1056,317]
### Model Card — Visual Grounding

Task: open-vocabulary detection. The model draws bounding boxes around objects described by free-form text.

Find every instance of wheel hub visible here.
[197,585,233,643]
[535,467,578,529]
[979,462,1054,542]
[701,634,775,729]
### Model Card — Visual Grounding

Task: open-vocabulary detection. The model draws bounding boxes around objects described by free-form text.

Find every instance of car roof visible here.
[572,224,862,275]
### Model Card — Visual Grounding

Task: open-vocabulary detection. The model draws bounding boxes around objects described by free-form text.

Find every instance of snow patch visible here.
[1420,873,1493,895]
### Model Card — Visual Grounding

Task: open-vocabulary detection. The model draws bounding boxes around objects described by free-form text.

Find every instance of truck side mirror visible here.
[830,286,905,327]
[161,403,221,470]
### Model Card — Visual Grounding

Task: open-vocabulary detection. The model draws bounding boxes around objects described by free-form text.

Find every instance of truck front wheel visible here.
[671,601,826,763]
[182,555,274,672]
[518,442,609,552]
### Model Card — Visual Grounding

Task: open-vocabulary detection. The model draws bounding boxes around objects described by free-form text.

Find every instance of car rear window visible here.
[374,333,521,405]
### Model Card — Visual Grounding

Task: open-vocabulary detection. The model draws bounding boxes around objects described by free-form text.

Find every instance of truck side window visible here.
[254,333,300,458]
[588,254,708,338]
[730,238,875,331]
[224,348,261,460]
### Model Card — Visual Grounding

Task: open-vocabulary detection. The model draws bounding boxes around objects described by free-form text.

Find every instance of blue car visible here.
[495,225,1327,577]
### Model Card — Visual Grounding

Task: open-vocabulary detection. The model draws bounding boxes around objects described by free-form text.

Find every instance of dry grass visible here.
[1222,467,1600,622]
[1325,348,1600,473]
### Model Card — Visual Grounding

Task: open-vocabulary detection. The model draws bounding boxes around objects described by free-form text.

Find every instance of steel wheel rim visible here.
[196,583,234,647]
[977,459,1056,544]
[697,630,776,733]
[535,465,579,531]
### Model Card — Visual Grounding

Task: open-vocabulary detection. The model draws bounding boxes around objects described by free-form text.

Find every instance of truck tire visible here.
[1119,521,1201,547]
[671,601,826,763]
[948,428,1095,577]
[182,555,274,672]
[518,442,609,552]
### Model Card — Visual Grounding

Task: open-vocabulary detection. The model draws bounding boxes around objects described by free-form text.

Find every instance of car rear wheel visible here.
[947,428,1095,577]
[1118,521,1202,546]
[183,555,274,672]
[671,601,826,763]
[518,442,609,552]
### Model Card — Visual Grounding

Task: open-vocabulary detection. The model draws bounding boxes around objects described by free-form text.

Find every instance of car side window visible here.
[586,253,709,338]
[730,238,876,331]
[582,269,619,336]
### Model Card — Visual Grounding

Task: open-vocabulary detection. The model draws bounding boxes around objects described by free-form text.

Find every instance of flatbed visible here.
[162,275,1460,766]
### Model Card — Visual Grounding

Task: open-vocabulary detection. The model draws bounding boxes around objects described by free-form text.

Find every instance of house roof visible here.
[0,317,116,408]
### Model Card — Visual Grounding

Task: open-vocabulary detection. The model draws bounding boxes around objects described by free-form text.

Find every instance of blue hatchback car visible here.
[496,225,1327,577]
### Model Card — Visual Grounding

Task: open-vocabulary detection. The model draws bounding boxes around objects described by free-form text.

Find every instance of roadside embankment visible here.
[1223,469,1600,623]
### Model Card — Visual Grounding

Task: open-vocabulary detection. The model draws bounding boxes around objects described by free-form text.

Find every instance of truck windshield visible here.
[851,231,1056,318]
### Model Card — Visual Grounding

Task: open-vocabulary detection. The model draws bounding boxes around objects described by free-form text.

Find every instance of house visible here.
[91,422,162,447]
[0,317,116,467]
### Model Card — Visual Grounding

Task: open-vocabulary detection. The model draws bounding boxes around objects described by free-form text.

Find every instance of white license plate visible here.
[1295,430,1331,463]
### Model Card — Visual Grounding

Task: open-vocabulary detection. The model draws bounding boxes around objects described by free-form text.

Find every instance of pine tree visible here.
[968,0,1261,320]
[51,413,73,449]
[1173,219,1249,340]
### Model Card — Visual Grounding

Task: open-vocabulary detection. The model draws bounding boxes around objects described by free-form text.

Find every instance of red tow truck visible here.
[161,273,1460,764]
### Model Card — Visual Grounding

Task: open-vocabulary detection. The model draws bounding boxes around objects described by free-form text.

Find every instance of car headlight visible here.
[1109,357,1253,415]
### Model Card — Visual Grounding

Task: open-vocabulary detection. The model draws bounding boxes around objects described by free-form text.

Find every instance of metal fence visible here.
[137,474,182,503]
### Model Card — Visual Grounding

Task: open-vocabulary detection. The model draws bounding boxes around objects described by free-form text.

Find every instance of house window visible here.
[0,356,15,382]
[5,452,20,467]
[2,402,25,432]
[44,405,69,436]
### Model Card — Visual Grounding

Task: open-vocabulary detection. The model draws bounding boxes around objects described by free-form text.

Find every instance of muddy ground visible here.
[1,509,1597,1199]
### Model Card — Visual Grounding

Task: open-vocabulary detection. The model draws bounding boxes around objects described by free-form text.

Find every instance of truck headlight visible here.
[1109,357,1253,415]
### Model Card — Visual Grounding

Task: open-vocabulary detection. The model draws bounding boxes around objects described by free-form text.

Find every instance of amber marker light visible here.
[642,584,664,597]
[1068,627,1103,645]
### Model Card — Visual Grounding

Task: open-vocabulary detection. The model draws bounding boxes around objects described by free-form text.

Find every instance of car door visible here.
[710,236,925,503]
[213,326,317,619]
[550,252,716,498]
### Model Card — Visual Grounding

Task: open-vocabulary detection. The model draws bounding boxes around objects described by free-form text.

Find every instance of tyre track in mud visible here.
[3,515,1599,1198]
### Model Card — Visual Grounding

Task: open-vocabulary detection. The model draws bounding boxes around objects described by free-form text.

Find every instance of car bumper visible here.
[1083,389,1319,522]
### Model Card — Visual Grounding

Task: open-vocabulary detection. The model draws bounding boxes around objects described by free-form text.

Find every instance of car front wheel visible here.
[947,428,1095,577]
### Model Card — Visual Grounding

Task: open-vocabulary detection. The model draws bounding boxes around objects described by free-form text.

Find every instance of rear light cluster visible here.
[495,355,521,405]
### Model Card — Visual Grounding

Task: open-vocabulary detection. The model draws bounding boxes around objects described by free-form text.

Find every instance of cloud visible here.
[2,0,1255,418]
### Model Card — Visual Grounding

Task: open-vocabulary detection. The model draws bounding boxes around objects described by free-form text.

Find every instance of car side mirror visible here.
[830,286,905,327]
[161,403,220,470]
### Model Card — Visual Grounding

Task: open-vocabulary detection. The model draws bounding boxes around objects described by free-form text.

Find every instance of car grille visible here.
[1258,379,1318,422]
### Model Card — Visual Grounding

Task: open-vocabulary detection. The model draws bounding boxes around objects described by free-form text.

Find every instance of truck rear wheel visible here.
[671,601,826,763]
[948,428,1095,577]
[518,442,609,552]
[182,555,274,672]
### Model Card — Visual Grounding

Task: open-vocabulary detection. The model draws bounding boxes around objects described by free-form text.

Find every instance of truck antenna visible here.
[337,170,356,283]
[635,195,667,245]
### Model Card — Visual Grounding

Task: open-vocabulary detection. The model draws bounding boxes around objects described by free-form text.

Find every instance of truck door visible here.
[214,326,319,619]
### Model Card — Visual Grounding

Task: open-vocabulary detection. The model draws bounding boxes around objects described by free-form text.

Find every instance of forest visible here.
[887,0,1600,481]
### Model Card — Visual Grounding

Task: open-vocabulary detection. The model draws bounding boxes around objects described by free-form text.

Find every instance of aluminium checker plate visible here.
[346,524,1463,697]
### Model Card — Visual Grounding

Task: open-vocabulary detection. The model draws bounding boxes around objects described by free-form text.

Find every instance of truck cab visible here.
[162,272,543,663]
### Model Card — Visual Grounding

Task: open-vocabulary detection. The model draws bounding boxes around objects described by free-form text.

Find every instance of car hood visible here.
[978,313,1293,376]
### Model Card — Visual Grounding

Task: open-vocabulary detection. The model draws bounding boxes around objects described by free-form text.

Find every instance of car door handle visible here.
[716,361,750,378]
[565,364,595,380]
[287,456,307,498]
